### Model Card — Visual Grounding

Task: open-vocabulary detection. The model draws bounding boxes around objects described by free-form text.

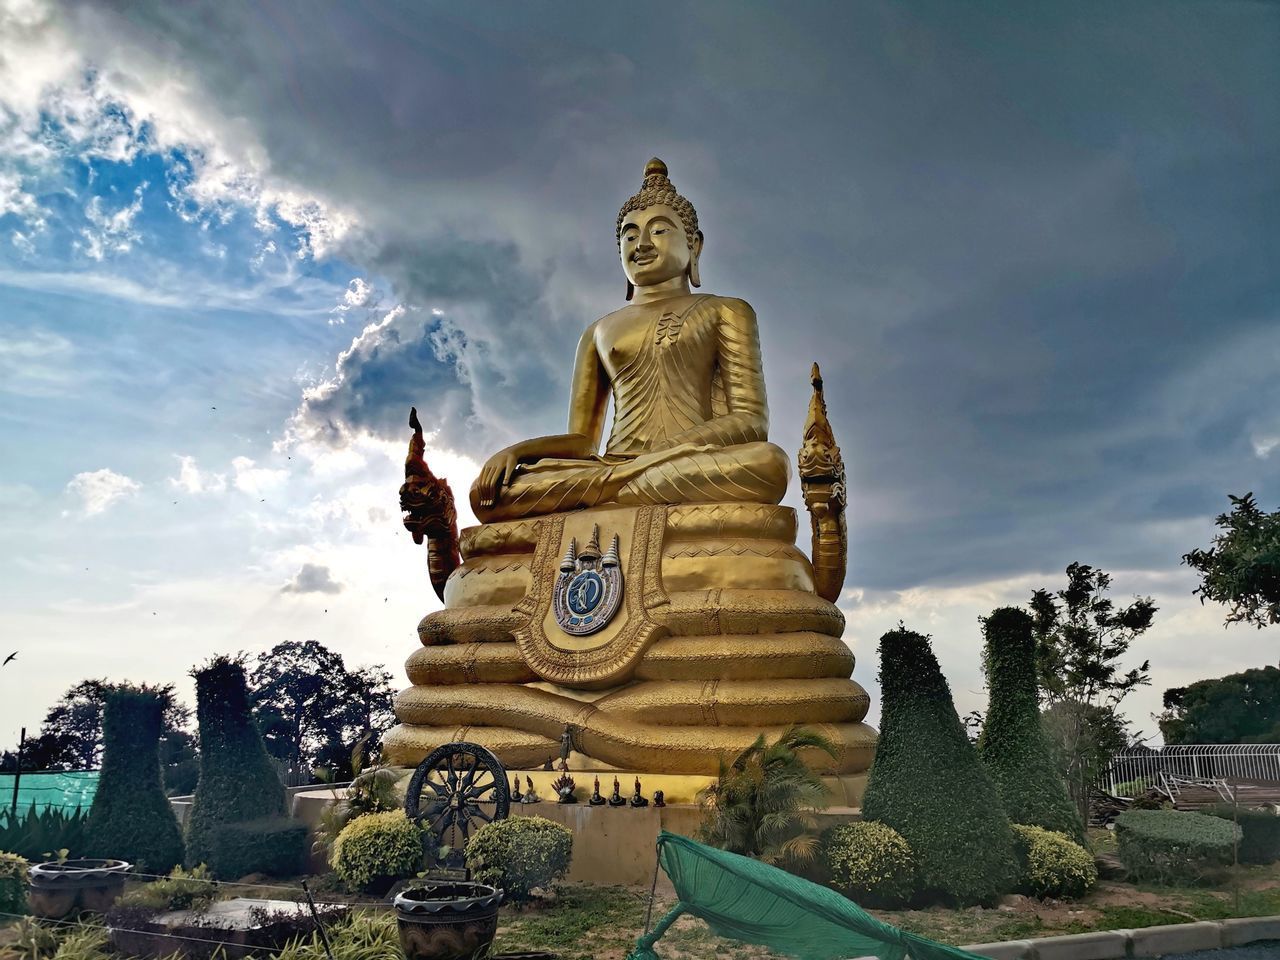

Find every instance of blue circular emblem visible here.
[567,571,603,615]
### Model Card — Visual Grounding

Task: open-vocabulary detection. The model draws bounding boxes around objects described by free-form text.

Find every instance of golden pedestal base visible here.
[385,502,876,777]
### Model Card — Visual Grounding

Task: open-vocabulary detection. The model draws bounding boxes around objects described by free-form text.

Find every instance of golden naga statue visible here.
[389,158,875,801]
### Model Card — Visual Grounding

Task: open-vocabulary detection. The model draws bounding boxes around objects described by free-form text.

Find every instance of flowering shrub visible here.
[1011,824,1097,899]
[331,811,424,893]
[824,821,916,905]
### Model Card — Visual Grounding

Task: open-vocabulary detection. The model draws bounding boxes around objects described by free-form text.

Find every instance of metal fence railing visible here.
[1100,744,1280,796]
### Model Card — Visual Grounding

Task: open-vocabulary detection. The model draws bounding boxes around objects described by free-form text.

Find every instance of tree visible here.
[1183,493,1280,629]
[861,625,1018,904]
[1159,666,1280,744]
[33,680,108,769]
[1041,700,1130,798]
[976,608,1084,842]
[10,680,193,775]
[249,641,395,778]
[1030,563,1154,814]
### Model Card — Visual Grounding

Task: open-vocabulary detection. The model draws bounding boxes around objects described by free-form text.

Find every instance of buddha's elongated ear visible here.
[625,279,635,301]
[687,230,704,288]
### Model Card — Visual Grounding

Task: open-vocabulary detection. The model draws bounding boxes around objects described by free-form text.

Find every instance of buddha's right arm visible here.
[509,321,608,461]
[474,324,607,508]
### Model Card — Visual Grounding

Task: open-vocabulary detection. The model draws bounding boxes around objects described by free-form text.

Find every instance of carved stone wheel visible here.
[405,742,510,868]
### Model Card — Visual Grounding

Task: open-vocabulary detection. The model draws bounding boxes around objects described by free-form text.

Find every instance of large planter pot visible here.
[28,859,131,919]
[394,881,504,960]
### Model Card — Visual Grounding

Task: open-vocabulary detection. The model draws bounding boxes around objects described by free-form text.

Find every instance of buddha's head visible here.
[617,158,703,300]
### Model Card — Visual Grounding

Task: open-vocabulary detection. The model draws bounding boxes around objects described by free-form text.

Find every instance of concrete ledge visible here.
[1128,922,1222,957]
[965,940,1034,960]
[1033,931,1130,960]
[964,915,1280,960]
[1220,917,1280,948]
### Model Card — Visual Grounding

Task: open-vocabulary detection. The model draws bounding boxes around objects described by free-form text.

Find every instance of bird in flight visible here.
[2,651,16,666]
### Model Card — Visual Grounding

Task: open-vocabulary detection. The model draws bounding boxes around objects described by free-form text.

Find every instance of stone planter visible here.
[394,882,504,960]
[28,859,131,919]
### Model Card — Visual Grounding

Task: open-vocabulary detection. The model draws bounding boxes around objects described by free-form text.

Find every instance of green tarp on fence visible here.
[0,771,98,816]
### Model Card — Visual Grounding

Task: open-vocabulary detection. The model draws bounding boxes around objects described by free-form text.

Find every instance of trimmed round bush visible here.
[977,608,1085,843]
[1012,824,1097,899]
[331,811,424,893]
[824,821,916,905]
[84,685,185,872]
[861,627,1018,905]
[186,657,287,871]
[1115,809,1241,884]
[1204,804,1280,865]
[465,816,573,902]
[0,851,29,915]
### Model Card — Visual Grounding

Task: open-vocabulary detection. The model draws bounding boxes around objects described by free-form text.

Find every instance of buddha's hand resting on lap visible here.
[476,442,533,510]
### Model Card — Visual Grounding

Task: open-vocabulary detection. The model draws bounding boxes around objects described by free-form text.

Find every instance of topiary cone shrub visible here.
[861,626,1018,905]
[84,685,185,873]
[977,607,1085,843]
[186,657,287,871]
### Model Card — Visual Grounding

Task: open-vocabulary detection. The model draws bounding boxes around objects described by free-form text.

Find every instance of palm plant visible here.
[311,735,401,857]
[697,726,838,867]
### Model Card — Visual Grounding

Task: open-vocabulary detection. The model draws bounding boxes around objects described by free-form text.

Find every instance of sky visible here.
[1,0,1276,753]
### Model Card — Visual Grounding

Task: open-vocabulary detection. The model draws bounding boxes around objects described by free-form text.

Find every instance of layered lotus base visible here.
[385,502,876,791]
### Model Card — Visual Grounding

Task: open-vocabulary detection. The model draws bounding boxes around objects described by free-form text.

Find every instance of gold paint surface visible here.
[390,159,875,779]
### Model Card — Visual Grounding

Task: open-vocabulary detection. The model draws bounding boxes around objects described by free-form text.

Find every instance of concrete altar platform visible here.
[289,781,862,886]
[505,801,862,887]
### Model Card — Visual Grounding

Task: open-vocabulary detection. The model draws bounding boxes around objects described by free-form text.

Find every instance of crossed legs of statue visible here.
[470,440,791,523]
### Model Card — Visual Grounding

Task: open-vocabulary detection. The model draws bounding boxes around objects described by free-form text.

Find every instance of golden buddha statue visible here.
[387,158,875,803]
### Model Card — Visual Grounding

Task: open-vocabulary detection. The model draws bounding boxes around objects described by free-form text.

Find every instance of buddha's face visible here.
[620,204,700,289]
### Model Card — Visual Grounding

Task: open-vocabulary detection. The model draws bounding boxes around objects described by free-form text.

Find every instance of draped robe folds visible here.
[470,295,791,523]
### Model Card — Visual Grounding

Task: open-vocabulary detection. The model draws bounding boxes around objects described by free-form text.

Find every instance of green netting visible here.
[629,831,987,960]
[0,771,98,817]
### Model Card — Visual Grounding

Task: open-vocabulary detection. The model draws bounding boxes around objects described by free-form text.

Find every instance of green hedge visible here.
[84,686,185,872]
[0,851,28,915]
[465,816,573,903]
[186,657,286,868]
[1204,804,1280,865]
[860,626,1018,905]
[207,817,307,880]
[823,821,916,906]
[1115,809,1241,884]
[976,608,1085,843]
[1011,824,1097,899]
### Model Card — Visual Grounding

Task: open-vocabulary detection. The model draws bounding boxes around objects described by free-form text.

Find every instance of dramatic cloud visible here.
[281,562,344,595]
[66,468,141,516]
[2,0,1277,746]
